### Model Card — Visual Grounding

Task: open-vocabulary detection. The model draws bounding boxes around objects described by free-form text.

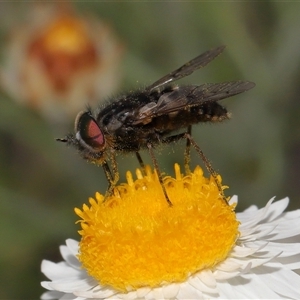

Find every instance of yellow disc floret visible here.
[75,164,239,292]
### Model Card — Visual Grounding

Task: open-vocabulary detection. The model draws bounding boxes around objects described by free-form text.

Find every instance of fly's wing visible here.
[133,81,255,125]
[146,45,226,92]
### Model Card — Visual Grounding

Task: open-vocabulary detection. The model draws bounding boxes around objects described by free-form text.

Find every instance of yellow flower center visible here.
[75,164,239,292]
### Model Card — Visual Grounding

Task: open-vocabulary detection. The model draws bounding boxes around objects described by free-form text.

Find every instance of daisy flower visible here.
[41,164,300,299]
[0,4,123,123]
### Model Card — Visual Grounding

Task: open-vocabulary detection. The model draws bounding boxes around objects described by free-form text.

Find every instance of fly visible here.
[57,45,255,206]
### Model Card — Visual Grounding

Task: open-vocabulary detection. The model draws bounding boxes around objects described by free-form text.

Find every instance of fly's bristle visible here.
[56,138,68,143]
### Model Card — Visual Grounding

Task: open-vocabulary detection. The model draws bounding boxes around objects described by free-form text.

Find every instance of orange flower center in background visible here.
[28,16,97,91]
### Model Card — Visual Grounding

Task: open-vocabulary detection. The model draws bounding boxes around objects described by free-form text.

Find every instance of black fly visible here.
[57,45,255,206]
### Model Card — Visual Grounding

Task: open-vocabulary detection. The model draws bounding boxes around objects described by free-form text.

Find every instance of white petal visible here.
[244,252,281,269]
[60,294,84,300]
[40,291,66,300]
[240,223,278,241]
[215,280,249,298]
[75,285,118,299]
[118,290,139,300]
[195,269,216,288]
[59,245,81,270]
[41,260,82,280]
[250,264,300,299]
[162,283,180,298]
[188,274,216,294]
[149,287,165,299]
[267,220,300,240]
[221,274,281,299]
[215,257,246,272]
[175,282,203,299]
[237,197,276,225]
[230,244,266,257]
[228,195,238,205]
[135,287,151,298]
[275,254,300,269]
[65,239,80,256]
[281,209,300,220]
[241,204,259,213]
[213,269,241,281]
[246,241,300,257]
[49,277,96,293]
[260,197,289,222]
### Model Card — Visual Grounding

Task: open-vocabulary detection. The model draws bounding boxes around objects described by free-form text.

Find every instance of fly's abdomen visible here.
[151,101,230,134]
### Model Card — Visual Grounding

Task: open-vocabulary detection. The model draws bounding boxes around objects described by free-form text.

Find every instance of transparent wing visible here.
[133,81,255,124]
[146,45,226,92]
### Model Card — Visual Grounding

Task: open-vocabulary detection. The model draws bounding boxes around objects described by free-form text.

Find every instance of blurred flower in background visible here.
[0,4,123,123]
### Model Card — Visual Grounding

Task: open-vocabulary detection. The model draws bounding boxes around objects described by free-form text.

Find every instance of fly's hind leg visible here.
[184,132,227,204]
[162,131,227,204]
[184,125,192,175]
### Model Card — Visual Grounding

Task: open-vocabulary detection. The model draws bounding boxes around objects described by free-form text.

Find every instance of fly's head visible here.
[57,110,107,165]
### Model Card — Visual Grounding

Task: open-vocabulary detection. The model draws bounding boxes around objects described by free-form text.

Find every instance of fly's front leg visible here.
[102,153,119,201]
[147,143,173,207]
[109,151,119,192]
[102,160,114,200]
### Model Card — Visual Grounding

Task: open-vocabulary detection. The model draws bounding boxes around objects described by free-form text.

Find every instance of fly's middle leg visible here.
[147,143,173,207]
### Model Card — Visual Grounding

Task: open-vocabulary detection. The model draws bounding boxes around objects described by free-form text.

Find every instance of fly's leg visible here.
[147,143,173,207]
[162,132,227,204]
[161,132,187,166]
[102,160,113,184]
[184,125,192,175]
[184,133,227,204]
[161,133,185,144]
[102,160,114,199]
[102,154,119,201]
[110,152,120,191]
[135,152,145,173]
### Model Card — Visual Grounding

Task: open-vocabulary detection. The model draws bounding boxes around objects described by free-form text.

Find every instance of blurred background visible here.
[0,2,300,299]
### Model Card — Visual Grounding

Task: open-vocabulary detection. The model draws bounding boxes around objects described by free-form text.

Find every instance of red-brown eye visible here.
[75,111,105,151]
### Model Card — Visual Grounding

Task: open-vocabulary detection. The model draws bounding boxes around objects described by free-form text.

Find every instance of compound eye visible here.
[75,111,105,151]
